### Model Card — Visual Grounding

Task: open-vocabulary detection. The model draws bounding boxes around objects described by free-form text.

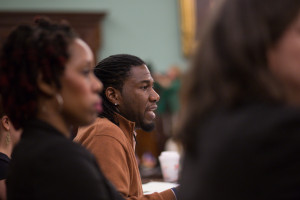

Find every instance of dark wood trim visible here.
[0,11,106,61]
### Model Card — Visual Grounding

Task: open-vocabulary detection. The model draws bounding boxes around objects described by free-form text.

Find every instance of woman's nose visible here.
[93,74,103,93]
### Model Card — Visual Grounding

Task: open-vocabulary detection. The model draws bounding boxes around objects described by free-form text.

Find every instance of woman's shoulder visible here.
[196,103,300,148]
[208,103,300,129]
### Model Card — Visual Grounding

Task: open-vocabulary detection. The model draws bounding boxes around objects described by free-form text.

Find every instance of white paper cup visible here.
[158,151,180,182]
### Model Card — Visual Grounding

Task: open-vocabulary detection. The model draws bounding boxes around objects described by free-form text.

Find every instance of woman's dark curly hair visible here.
[0,96,4,118]
[0,17,78,129]
[94,54,145,125]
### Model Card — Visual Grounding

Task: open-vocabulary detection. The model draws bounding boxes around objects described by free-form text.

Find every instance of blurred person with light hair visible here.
[178,0,300,199]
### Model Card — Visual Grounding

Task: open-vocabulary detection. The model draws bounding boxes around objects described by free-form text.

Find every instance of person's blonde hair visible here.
[178,0,300,154]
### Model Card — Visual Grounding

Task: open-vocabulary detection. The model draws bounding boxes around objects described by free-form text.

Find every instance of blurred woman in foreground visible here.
[178,0,300,199]
[0,17,122,199]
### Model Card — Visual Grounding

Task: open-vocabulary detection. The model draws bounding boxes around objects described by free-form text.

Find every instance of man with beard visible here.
[74,54,177,200]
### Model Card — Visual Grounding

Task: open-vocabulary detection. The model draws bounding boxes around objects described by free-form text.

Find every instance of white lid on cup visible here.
[159,151,180,159]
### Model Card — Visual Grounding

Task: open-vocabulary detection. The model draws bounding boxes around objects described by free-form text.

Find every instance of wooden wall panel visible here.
[0,11,106,61]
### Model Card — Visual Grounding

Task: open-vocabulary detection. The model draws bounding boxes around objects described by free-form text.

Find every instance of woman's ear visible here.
[37,73,56,96]
[105,87,121,105]
[1,115,10,131]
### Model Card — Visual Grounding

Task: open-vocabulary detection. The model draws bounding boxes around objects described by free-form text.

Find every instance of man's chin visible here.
[141,122,155,132]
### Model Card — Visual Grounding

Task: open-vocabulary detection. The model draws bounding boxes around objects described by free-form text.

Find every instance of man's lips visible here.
[146,105,158,120]
[147,105,158,112]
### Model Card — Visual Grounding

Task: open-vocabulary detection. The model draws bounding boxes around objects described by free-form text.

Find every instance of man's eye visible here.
[142,85,148,90]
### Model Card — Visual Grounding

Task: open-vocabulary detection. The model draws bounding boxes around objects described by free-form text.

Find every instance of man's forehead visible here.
[127,65,153,82]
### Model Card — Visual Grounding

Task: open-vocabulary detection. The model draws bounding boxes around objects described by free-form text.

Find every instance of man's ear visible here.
[105,87,121,105]
[37,73,56,96]
[1,115,10,131]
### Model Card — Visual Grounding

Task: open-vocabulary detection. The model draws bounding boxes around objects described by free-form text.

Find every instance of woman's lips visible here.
[94,99,103,113]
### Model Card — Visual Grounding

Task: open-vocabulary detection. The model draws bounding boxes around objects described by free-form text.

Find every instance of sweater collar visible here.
[114,113,136,147]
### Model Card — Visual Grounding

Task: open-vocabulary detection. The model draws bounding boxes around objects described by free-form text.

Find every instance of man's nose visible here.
[150,88,160,102]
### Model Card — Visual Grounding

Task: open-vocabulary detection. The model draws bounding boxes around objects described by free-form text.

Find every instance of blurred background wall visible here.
[0,0,187,72]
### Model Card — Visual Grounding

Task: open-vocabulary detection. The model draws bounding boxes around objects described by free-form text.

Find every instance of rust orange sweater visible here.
[74,113,176,200]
